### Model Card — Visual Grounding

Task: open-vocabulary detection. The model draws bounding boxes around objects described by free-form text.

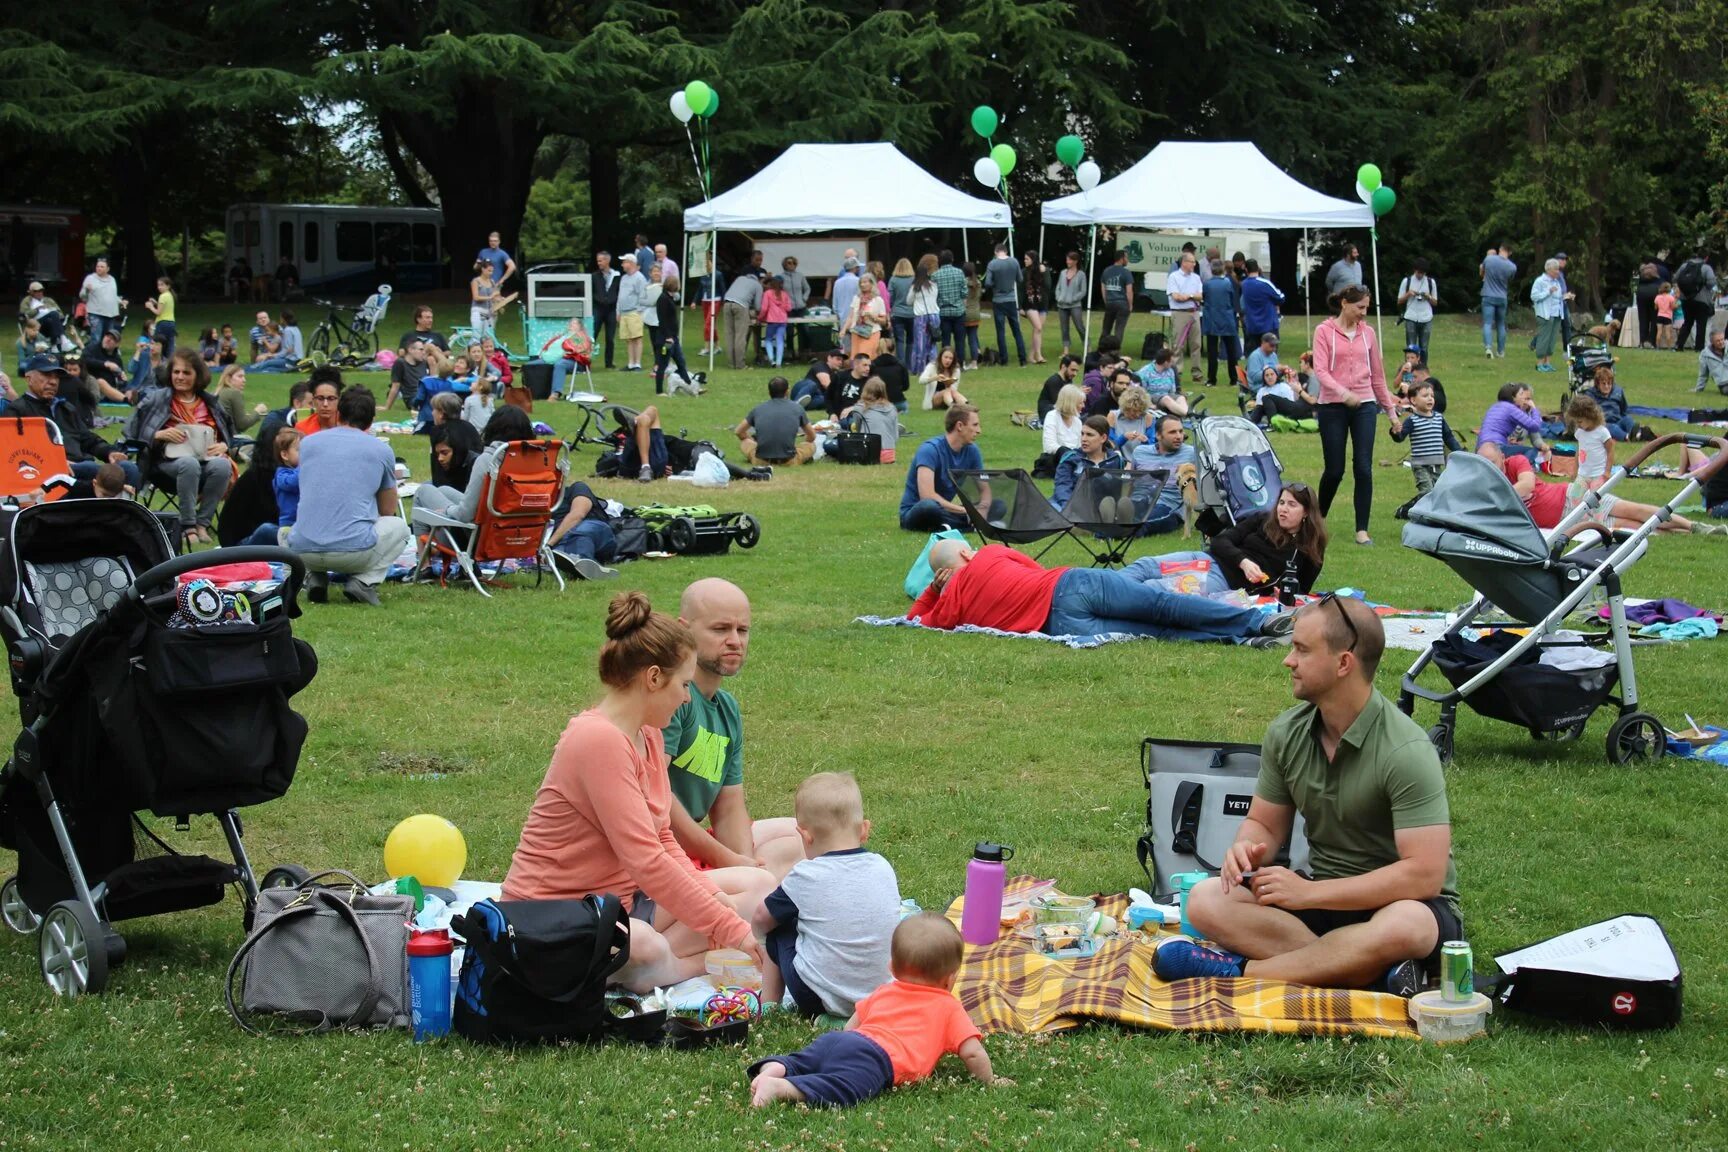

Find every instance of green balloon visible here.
[990,143,1017,177]
[1356,163,1382,192]
[1055,134,1085,168]
[685,80,713,115]
[701,88,720,118]
[1371,185,1397,216]
[970,105,998,139]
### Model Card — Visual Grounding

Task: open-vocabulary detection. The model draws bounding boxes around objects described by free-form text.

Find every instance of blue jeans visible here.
[764,323,787,366]
[244,522,281,546]
[154,320,177,362]
[992,302,1027,365]
[891,316,914,360]
[1044,568,1267,641]
[1404,319,1431,365]
[551,518,617,563]
[1481,298,1507,354]
[938,315,965,356]
[1606,415,1635,440]
[1709,500,1728,519]
[71,459,142,490]
[89,315,121,345]
[1126,552,1231,596]
[251,354,296,373]
[653,335,688,394]
[1317,401,1380,534]
[900,499,966,533]
[551,357,585,396]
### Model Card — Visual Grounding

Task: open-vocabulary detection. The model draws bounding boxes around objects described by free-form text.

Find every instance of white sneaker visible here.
[574,557,619,580]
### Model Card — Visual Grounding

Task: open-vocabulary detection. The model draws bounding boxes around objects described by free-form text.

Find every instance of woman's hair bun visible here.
[605,591,653,640]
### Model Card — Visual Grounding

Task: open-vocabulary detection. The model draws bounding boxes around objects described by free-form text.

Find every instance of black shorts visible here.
[1292,897,1462,968]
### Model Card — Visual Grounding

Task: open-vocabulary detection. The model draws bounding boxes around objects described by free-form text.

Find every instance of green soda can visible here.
[1441,940,1474,1002]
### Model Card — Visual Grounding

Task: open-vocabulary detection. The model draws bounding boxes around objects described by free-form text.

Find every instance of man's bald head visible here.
[928,539,972,573]
[680,577,748,623]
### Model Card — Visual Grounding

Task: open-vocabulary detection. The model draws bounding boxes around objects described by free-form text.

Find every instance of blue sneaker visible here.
[1153,938,1247,981]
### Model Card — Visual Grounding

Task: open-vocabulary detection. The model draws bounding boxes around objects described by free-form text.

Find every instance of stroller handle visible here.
[1621,433,1728,483]
[126,546,308,618]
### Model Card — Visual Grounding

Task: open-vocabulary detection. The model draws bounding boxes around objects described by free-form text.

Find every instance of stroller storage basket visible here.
[1428,631,1617,735]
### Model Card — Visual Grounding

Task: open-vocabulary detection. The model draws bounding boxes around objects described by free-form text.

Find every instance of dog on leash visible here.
[1175,461,1200,538]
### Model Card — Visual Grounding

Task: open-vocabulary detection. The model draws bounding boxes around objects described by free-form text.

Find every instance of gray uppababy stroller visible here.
[1397,436,1727,766]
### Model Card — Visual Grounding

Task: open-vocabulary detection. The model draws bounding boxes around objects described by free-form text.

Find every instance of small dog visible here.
[1176,462,1200,538]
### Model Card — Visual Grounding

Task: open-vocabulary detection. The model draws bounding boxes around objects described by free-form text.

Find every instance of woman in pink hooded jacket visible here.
[1310,284,1397,545]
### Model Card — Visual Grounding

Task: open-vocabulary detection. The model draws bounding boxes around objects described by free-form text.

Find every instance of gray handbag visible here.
[1137,738,1311,899]
[225,870,413,1035]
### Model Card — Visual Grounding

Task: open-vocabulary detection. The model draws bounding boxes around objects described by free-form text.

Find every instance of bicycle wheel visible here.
[352,328,378,360]
[309,325,333,356]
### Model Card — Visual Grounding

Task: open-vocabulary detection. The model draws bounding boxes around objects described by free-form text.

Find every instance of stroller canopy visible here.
[1402,453,1549,565]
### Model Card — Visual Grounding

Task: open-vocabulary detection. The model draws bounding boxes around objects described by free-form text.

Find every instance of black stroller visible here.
[0,500,316,996]
[1398,438,1727,765]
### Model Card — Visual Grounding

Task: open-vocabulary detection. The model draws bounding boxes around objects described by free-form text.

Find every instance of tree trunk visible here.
[1523,17,1547,255]
[115,140,157,305]
[589,143,622,258]
[1582,68,1617,314]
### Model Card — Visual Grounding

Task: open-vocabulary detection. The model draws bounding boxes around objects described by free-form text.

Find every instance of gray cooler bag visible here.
[1137,738,1310,899]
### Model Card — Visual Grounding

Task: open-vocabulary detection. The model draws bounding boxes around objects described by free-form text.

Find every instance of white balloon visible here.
[973,156,1002,188]
[670,91,693,123]
[1076,160,1101,191]
[1355,180,1372,205]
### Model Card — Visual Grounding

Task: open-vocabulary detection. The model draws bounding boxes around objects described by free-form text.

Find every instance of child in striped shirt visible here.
[1390,380,1459,517]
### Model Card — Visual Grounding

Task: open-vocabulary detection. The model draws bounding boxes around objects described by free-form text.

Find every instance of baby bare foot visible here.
[750,1067,804,1108]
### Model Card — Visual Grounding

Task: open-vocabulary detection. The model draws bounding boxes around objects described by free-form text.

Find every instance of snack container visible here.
[1028,894,1096,929]
[704,948,762,989]
[1408,990,1492,1042]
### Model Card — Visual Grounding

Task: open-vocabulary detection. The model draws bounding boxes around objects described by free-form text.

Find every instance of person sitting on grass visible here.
[1135,346,1191,417]
[503,591,776,993]
[1042,383,1086,456]
[1474,382,1549,466]
[1499,451,1724,535]
[1247,365,1318,427]
[663,579,805,877]
[910,538,1295,645]
[1207,482,1328,597]
[854,378,902,464]
[735,376,816,466]
[794,348,845,410]
[898,404,985,533]
[1128,414,1199,537]
[1086,365,1136,419]
[1586,364,1634,441]
[427,392,482,486]
[748,912,1007,1108]
[545,476,619,580]
[1108,385,1154,448]
[919,346,967,411]
[212,364,269,438]
[271,428,302,542]
[1154,597,1460,997]
[752,772,900,1020]
[1051,416,1127,510]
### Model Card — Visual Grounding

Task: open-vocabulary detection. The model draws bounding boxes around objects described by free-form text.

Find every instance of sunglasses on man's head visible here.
[1315,591,1359,653]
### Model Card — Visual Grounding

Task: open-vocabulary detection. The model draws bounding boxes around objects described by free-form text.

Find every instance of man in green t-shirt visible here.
[1154,595,1461,995]
[662,579,803,878]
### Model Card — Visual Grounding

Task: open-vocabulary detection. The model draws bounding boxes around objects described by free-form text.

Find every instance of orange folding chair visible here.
[412,439,569,596]
[0,416,75,505]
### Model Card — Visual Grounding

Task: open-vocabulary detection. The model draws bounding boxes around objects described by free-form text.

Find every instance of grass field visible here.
[2,296,1726,1150]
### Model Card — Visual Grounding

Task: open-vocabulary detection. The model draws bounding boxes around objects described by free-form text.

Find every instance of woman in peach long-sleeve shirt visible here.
[1309,283,1397,545]
[504,593,775,992]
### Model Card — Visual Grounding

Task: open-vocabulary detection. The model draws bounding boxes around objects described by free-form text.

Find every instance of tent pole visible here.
[1037,223,1045,267]
[963,232,970,264]
[1303,227,1312,341]
[1082,223,1097,355]
[1370,228,1385,352]
[708,230,718,377]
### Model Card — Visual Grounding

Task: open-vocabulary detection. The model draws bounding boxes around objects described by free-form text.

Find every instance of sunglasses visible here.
[1316,591,1359,653]
[1284,481,1311,495]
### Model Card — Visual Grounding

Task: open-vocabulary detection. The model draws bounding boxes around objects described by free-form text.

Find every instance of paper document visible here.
[1497,915,1677,981]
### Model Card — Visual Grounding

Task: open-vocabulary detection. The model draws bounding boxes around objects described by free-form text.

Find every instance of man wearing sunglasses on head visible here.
[1154,594,1460,998]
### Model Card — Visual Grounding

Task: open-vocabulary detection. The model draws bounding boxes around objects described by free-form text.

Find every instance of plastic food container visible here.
[704,949,762,989]
[1028,895,1097,929]
[1408,990,1492,1043]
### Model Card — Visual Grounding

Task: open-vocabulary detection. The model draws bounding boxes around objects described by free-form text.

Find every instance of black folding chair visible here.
[951,469,1074,562]
[1061,465,1172,567]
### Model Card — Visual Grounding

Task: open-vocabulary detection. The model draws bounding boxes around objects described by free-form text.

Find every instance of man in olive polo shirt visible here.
[1155,595,1460,995]
[661,579,805,879]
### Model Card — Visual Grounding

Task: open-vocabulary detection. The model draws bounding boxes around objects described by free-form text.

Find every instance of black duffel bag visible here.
[452,895,630,1045]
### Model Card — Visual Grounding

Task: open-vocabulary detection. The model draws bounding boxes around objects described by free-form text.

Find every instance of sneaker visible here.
[637,465,653,483]
[1096,495,1117,523]
[1382,959,1424,998]
[305,577,329,605]
[1261,610,1297,638]
[573,557,618,580]
[746,466,773,481]
[1244,634,1291,649]
[342,580,381,607]
[1153,938,1246,981]
[1484,347,1494,359]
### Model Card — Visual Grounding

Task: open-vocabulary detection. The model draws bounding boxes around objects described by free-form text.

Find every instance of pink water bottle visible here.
[961,842,1014,945]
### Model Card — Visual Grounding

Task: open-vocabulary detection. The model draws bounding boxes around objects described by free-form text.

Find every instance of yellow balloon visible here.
[383,814,467,888]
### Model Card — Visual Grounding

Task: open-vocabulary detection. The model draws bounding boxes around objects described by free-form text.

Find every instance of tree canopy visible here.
[5,0,1725,304]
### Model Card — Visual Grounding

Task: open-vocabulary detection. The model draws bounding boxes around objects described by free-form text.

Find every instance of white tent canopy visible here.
[683,142,1011,233]
[1040,141,1371,229]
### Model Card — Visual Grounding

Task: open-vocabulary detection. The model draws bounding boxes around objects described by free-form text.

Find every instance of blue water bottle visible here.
[407,928,453,1041]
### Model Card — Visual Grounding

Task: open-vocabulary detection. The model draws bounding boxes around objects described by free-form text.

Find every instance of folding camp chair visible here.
[951,469,1074,561]
[571,401,640,452]
[412,439,569,597]
[0,416,74,506]
[1060,466,1172,567]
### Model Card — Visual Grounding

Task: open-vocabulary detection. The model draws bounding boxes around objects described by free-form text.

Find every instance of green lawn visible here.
[2,297,1726,1150]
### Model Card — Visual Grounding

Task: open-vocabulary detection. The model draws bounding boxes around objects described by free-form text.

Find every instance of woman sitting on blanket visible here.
[1141,483,1328,599]
[502,591,775,992]
[1050,416,1126,509]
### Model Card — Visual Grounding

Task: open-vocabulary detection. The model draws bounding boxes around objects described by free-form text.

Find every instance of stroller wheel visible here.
[663,517,697,554]
[1427,724,1454,766]
[1606,712,1666,765]
[38,901,109,997]
[735,513,761,549]
[260,864,312,891]
[2,875,40,934]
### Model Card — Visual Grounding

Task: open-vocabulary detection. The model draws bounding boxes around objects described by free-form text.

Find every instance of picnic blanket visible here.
[945,877,1416,1040]
[855,614,1166,649]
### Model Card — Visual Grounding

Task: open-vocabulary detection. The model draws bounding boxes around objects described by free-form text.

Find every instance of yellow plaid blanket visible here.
[946,878,1416,1040]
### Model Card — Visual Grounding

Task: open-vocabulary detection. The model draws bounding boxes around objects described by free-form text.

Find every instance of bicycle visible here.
[304,285,393,365]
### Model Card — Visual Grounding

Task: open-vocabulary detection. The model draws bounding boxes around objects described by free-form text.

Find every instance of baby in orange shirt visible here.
[748,913,1010,1107]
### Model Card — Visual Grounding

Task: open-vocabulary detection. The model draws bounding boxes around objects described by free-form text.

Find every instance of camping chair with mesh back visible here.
[0,416,75,507]
[951,469,1075,561]
[1060,465,1172,566]
[413,439,569,597]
